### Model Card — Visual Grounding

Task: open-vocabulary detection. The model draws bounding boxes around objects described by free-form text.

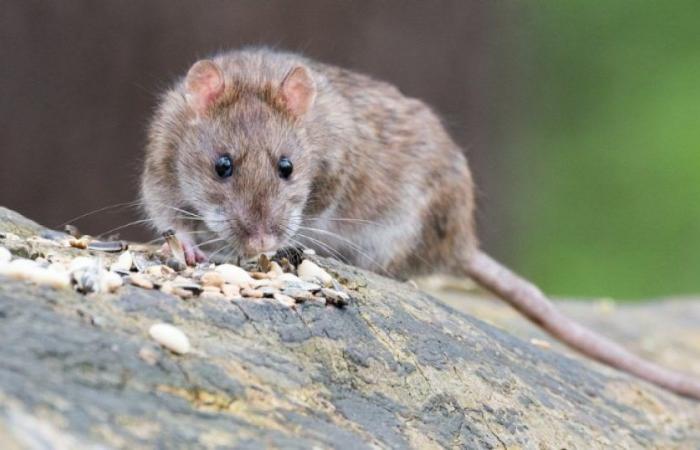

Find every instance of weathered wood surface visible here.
[0,207,698,449]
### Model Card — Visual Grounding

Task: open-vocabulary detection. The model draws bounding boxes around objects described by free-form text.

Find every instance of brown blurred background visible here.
[3,1,699,299]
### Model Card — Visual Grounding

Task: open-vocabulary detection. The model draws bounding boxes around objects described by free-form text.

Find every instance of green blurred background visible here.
[1,1,698,300]
[496,1,700,299]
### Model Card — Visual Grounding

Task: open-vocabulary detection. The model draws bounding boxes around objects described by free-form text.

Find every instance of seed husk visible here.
[37,230,70,243]
[148,323,190,355]
[172,278,202,295]
[282,288,314,301]
[321,288,350,306]
[63,224,82,238]
[129,273,154,290]
[132,253,154,272]
[145,265,176,278]
[88,240,128,253]
[162,230,186,266]
[166,257,186,272]
[241,287,264,298]
[71,257,122,293]
[273,293,296,307]
[258,253,272,272]
[284,279,322,292]
[258,286,278,298]
[172,287,193,299]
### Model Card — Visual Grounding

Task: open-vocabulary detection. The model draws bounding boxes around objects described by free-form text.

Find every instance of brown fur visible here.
[141,47,476,274]
[141,48,700,400]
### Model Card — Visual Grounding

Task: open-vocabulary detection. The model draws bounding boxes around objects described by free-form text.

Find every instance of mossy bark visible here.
[0,207,698,449]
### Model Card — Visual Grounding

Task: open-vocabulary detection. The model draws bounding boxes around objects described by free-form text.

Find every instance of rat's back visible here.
[283,50,479,276]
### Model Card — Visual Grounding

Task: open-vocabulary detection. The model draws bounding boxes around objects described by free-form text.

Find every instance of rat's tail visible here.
[465,249,700,400]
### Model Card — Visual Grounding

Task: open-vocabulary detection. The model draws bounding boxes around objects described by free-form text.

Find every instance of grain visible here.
[148,323,190,355]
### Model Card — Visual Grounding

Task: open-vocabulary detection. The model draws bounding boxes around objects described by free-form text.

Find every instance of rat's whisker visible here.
[303,216,380,226]
[95,218,159,239]
[209,242,235,262]
[143,229,215,246]
[296,225,393,277]
[174,215,210,222]
[292,232,350,266]
[193,237,227,249]
[59,200,144,227]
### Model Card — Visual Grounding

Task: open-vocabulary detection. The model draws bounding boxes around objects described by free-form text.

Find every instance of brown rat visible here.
[141,48,700,399]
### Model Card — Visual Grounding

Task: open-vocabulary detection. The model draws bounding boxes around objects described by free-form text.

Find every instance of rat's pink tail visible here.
[466,249,700,400]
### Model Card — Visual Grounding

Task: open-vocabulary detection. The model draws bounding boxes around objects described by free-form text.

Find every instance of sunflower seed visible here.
[297,259,333,286]
[110,251,134,272]
[215,264,254,286]
[87,240,128,253]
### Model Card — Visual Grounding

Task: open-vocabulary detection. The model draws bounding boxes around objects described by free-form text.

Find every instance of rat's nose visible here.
[243,228,277,256]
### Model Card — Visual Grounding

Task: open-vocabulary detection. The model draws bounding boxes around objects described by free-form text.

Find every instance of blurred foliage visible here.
[508,2,700,299]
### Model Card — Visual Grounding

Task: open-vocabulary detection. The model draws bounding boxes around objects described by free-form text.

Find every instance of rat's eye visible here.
[278,156,293,179]
[215,154,233,178]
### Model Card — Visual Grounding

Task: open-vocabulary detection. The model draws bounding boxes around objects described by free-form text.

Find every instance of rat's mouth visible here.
[241,232,279,257]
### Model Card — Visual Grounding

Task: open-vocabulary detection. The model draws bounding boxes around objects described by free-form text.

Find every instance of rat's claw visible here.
[161,233,208,266]
[177,233,208,266]
[183,243,207,265]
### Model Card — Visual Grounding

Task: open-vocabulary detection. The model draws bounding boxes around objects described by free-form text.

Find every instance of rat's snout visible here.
[242,225,278,256]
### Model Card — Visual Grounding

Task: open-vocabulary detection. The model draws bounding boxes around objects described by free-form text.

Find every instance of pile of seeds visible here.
[0,230,351,308]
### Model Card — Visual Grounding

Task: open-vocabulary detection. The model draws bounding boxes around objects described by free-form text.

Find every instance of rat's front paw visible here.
[161,232,208,266]
[182,240,208,265]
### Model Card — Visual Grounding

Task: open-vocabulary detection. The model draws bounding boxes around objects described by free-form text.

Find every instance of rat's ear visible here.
[184,60,225,115]
[279,66,316,117]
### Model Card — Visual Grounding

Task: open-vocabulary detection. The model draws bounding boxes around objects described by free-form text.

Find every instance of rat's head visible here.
[175,59,317,257]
